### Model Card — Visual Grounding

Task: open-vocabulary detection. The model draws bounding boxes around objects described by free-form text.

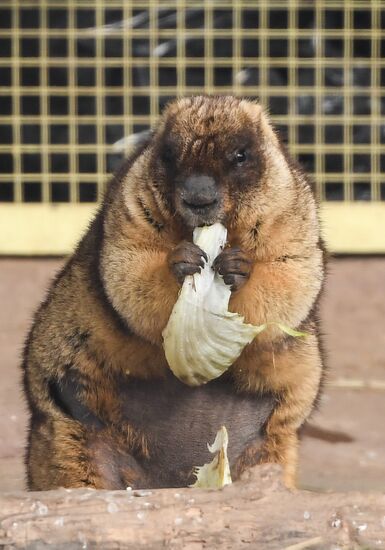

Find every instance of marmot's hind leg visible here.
[26,372,150,490]
[27,417,149,490]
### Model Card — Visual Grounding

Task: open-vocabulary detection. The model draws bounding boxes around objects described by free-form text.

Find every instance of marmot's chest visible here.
[117,373,275,487]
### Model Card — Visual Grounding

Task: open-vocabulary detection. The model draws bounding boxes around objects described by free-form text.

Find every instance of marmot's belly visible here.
[52,370,275,488]
[117,373,275,487]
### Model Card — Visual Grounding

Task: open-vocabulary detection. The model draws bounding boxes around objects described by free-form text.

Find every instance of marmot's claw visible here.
[213,247,252,291]
[168,241,207,284]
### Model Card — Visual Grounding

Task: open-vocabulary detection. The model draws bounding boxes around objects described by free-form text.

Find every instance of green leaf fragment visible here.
[272,323,310,338]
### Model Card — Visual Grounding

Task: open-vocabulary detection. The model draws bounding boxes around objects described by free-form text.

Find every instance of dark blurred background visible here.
[0,1,384,492]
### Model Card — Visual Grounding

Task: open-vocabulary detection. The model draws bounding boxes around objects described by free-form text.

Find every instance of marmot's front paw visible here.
[213,246,252,291]
[168,241,208,284]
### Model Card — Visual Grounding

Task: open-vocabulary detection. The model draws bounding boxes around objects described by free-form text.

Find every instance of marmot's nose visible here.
[181,174,218,209]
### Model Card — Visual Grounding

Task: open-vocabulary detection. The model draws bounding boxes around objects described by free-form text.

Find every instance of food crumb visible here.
[331,518,341,528]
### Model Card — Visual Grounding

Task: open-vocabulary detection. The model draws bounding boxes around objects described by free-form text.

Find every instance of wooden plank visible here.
[0,466,384,549]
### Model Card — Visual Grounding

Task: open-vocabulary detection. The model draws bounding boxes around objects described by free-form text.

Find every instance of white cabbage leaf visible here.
[190,426,232,489]
[162,223,265,386]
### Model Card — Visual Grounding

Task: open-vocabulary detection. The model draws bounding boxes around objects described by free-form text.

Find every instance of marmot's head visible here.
[148,95,296,229]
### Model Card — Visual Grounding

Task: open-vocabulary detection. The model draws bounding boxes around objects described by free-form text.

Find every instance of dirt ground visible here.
[0,257,384,493]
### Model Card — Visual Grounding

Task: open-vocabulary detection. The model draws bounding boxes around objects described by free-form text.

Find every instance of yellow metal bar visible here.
[321,203,385,254]
[0,204,98,255]
[0,203,384,256]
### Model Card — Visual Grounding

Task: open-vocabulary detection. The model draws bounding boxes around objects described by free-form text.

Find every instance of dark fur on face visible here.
[148,96,266,228]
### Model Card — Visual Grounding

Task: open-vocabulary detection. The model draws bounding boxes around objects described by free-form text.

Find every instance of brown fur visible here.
[23,96,325,489]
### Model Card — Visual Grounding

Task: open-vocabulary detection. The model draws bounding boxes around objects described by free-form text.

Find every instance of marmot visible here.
[23,96,325,490]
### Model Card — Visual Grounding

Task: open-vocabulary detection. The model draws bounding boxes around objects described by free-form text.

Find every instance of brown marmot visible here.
[22,96,325,490]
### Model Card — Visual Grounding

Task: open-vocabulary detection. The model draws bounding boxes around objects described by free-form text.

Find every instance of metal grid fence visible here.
[0,0,385,253]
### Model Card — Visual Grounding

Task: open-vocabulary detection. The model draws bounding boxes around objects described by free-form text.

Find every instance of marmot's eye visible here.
[235,150,247,165]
